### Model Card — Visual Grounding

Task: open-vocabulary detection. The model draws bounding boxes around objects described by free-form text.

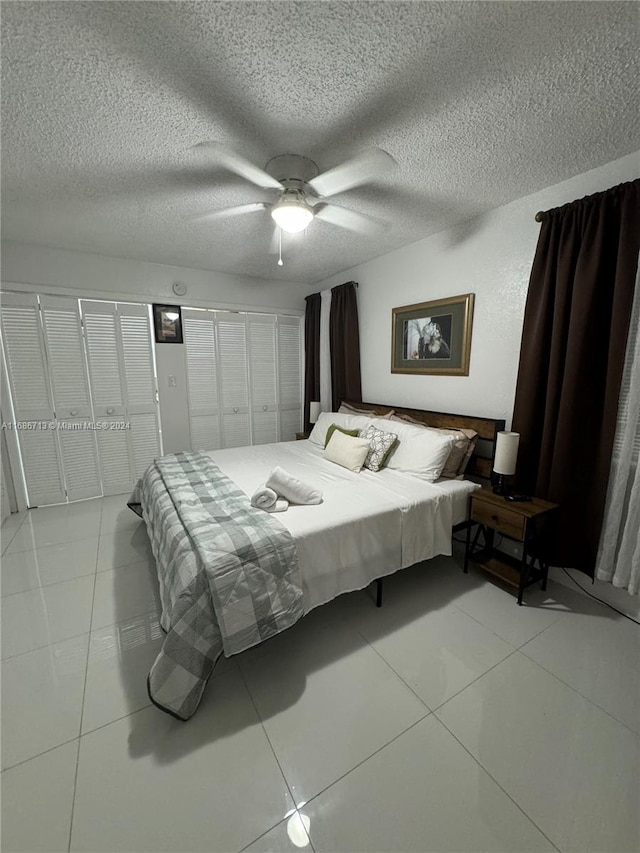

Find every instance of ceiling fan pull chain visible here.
[277,228,284,266]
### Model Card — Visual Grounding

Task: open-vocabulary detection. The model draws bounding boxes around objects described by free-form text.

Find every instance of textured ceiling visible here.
[2,1,639,284]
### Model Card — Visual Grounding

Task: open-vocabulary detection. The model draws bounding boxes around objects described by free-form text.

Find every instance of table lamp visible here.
[493,431,520,495]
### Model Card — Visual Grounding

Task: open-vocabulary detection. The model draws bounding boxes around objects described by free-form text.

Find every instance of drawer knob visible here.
[491,514,498,521]
[233,407,239,413]
[70,409,78,416]
[107,407,115,415]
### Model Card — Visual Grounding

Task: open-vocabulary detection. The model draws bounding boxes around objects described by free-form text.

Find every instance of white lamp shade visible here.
[493,431,520,476]
[309,401,321,423]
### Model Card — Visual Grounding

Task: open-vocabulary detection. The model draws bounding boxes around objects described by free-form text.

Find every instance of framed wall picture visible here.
[153,304,183,344]
[391,293,474,375]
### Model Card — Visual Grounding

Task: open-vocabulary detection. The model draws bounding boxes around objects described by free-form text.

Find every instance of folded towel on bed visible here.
[263,498,289,513]
[266,466,323,505]
[250,485,278,510]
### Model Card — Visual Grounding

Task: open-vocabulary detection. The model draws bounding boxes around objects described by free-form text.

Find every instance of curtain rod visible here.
[534,211,545,222]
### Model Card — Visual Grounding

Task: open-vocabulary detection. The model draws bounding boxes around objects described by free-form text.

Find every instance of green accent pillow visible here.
[324,424,361,448]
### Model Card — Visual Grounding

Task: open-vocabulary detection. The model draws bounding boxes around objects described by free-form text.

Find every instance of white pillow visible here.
[308,411,372,446]
[323,430,371,472]
[384,421,455,481]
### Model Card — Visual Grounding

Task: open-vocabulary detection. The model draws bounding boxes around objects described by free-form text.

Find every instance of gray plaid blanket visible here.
[129,452,303,720]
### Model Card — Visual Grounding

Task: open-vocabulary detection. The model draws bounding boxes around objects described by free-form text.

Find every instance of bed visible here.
[132,403,505,719]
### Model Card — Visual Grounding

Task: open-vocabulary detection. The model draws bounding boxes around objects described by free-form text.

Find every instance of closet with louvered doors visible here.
[0,293,101,506]
[182,309,221,452]
[248,314,278,445]
[277,315,304,442]
[183,308,302,452]
[81,300,161,495]
[218,313,252,448]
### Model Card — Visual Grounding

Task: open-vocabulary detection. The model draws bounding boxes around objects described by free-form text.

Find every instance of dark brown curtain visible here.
[512,179,640,577]
[330,281,362,411]
[303,292,321,432]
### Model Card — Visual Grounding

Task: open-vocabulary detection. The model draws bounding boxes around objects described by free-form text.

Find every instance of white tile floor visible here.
[1,496,639,853]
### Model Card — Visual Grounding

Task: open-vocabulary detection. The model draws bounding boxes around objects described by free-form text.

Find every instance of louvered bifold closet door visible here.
[82,301,161,492]
[183,309,222,451]
[118,304,161,479]
[40,296,101,501]
[247,314,278,444]
[277,316,303,441]
[82,301,133,494]
[217,313,251,448]
[0,293,66,505]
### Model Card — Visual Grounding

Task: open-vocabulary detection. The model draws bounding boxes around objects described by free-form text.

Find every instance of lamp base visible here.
[492,474,511,496]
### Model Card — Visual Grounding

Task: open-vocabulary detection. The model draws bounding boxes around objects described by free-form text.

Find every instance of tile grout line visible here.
[288,711,433,821]
[1,548,151,603]
[433,645,639,739]
[66,503,106,853]
[1,511,29,554]
[1,628,93,663]
[451,599,565,648]
[432,713,562,853]
[76,661,238,740]
[355,610,532,720]
[517,648,640,738]
[430,646,520,714]
[1,565,99,600]
[4,528,102,558]
[355,627,434,712]
[1,734,81,774]
[353,606,595,850]
[235,663,318,853]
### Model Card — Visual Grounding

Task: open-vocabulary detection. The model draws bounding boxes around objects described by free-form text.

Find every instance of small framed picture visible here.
[153,304,183,344]
[391,293,474,375]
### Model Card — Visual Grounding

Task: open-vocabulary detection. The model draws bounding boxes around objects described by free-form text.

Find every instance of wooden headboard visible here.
[344,401,505,481]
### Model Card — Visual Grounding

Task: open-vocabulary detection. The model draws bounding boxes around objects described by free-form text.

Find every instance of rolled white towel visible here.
[263,498,289,513]
[250,485,278,510]
[265,466,323,505]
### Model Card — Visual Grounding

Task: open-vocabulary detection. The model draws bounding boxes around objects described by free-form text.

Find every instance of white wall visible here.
[312,151,639,426]
[0,241,306,314]
[1,242,306,455]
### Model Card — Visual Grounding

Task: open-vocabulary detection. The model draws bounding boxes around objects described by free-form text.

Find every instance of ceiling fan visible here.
[189,143,396,247]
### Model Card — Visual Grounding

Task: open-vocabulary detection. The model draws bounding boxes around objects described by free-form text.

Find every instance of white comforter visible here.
[208,440,475,612]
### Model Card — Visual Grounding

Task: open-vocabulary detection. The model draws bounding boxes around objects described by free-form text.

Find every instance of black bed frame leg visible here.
[375,578,383,608]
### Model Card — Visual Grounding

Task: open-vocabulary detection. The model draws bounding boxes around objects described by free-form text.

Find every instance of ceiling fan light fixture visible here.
[271,193,313,234]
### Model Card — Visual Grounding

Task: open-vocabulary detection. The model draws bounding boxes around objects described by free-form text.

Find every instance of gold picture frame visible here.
[391,293,475,376]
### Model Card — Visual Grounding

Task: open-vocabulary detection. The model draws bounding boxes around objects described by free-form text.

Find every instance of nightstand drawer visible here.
[471,499,526,540]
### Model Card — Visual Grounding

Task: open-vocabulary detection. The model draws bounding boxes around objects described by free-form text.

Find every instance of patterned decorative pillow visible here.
[360,424,399,472]
[324,423,361,448]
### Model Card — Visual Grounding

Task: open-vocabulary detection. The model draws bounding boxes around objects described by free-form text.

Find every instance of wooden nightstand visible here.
[464,488,558,605]
[295,431,310,440]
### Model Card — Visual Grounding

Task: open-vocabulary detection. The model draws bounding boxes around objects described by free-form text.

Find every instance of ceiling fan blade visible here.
[190,202,269,222]
[308,148,395,198]
[190,142,284,190]
[314,203,386,235]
